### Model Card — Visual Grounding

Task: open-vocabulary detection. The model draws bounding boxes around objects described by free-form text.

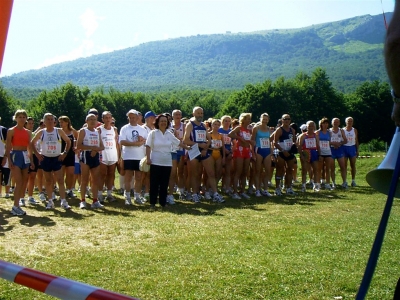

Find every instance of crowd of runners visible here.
[0,106,359,215]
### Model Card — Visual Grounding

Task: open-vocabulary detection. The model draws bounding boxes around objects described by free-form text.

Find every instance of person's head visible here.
[154,114,170,130]
[13,109,28,124]
[111,118,116,126]
[88,108,99,118]
[25,117,34,130]
[211,119,221,131]
[319,117,329,130]
[126,109,139,125]
[43,113,55,128]
[232,118,239,128]
[192,106,204,123]
[281,114,291,125]
[58,116,73,131]
[144,111,156,125]
[101,111,113,125]
[306,120,316,132]
[290,122,298,134]
[221,115,231,128]
[172,109,182,121]
[345,117,354,126]
[85,113,98,128]
[331,117,340,128]
[300,124,307,132]
[239,113,252,125]
[260,113,269,125]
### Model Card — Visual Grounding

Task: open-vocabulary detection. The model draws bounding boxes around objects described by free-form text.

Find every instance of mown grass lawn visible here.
[0,156,399,299]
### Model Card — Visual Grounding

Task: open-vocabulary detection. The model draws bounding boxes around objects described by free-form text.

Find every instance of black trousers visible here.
[149,164,171,207]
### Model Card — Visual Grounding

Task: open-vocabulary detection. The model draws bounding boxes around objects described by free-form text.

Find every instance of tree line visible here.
[0,68,394,145]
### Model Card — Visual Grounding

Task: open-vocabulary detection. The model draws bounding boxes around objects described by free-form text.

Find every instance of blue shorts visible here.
[343,145,357,158]
[41,156,63,172]
[256,147,271,159]
[80,151,100,169]
[11,150,30,170]
[310,149,319,163]
[74,162,81,175]
[331,147,344,159]
[171,152,178,161]
[195,149,211,161]
[176,150,185,163]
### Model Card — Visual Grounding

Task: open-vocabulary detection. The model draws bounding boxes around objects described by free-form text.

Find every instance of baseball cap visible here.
[126,109,139,116]
[300,124,307,131]
[144,111,156,119]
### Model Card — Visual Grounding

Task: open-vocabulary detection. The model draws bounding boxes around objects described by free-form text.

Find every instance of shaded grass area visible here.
[0,156,399,299]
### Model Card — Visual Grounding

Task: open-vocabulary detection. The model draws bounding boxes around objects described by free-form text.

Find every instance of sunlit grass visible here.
[0,156,399,299]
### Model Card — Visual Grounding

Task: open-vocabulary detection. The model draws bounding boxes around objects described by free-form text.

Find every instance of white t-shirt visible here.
[146,129,180,167]
[119,124,148,160]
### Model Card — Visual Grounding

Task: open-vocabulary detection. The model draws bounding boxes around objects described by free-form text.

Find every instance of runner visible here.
[330,117,347,188]
[342,117,359,188]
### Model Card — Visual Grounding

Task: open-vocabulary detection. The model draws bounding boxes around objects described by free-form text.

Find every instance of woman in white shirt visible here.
[145,114,190,210]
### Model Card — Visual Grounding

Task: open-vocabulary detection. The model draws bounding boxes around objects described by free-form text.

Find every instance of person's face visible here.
[146,116,155,125]
[128,113,138,124]
[212,122,220,131]
[282,115,291,124]
[193,109,203,122]
[102,114,112,125]
[261,115,269,124]
[307,122,315,131]
[86,116,98,128]
[44,115,55,127]
[346,118,354,126]
[173,111,182,121]
[158,116,168,129]
[15,114,27,125]
[26,120,34,130]
[222,118,231,128]
[332,118,340,127]
[59,119,67,128]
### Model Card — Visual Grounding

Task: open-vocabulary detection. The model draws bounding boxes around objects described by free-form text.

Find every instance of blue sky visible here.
[0,0,394,77]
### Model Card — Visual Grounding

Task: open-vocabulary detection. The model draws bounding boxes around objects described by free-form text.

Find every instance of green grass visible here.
[0,156,399,299]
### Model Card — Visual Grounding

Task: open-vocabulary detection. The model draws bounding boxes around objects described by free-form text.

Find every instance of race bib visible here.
[319,140,330,151]
[331,137,340,143]
[43,141,58,155]
[222,134,231,145]
[283,139,293,151]
[260,138,270,148]
[242,131,251,141]
[211,139,223,149]
[195,130,206,142]
[305,138,316,149]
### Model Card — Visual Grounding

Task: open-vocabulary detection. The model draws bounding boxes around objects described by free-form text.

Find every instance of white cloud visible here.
[80,8,104,38]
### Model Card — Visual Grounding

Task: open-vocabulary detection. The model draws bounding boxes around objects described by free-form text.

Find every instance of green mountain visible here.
[0,13,391,99]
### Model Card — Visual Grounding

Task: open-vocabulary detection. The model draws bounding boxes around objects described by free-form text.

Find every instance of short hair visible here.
[154,114,170,129]
[239,113,252,124]
[220,115,231,124]
[319,117,329,129]
[192,106,203,114]
[13,109,28,120]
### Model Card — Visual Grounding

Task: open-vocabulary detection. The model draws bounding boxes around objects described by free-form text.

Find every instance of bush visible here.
[359,139,387,153]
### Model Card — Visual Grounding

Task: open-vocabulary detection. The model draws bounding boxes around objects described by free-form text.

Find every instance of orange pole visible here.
[0,0,14,75]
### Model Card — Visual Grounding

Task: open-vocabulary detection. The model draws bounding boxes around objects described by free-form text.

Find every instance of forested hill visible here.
[1,12,391,98]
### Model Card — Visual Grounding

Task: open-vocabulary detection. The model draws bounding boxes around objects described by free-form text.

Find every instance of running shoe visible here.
[325,183,332,191]
[301,185,306,193]
[342,182,348,189]
[125,197,132,206]
[166,195,176,205]
[241,192,251,199]
[213,193,225,203]
[19,198,26,207]
[134,197,144,205]
[255,190,262,197]
[192,193,201,203]
[286,187,297,195]
[351,181,357,187]
[98,194,105,204]
[106,195,116,202]
[91,201,104,209]
[67,190,76,198]
[11,206,26,216]
[231,193,241,200]
[247,187,256,195]
[79,201,87,209]
[46,200,55,210]
[261,190,272,197]
[5,193,10,198]
[275,188,282,196]
[39,192,46,202]
[313,184,320,192]
[61,200,71,210]
[28,197,38,205]
[204,192,212,200]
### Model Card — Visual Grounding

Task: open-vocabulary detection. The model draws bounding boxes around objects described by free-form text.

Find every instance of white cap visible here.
[126,109,139,116]
[300,124,307,131]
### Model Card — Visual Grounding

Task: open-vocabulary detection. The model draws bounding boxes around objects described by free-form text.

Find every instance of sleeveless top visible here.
[41,128,62,157]
[12,127,30,147]
[82,128,100,149]
[255,127,271,149]
[99,127,118,162]
[218,128,232,151]
[301,133,318,150]
[330,128,344,145]
[278,127,294,151]
[343,128,356,146]
[238,126,251,149]
[210,132,224,151]
[172,122,185,153]
[61,132,74,156]
[318,130,331,156]
[190,121,207,149]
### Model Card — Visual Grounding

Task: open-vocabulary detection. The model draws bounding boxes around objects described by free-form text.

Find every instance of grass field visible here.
[0,155,399,300]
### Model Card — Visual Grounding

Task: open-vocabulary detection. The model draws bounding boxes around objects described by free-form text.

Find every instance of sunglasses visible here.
[283,118,291,121]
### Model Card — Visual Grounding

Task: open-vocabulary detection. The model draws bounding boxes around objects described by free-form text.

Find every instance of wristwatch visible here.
[391,89,400,103]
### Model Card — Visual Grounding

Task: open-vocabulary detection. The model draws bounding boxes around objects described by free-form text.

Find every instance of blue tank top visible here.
[190,121,207,145]
[278,127,294,151]
[318,130,330,141]
[218,128,232,150]
[255,128,270,148]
